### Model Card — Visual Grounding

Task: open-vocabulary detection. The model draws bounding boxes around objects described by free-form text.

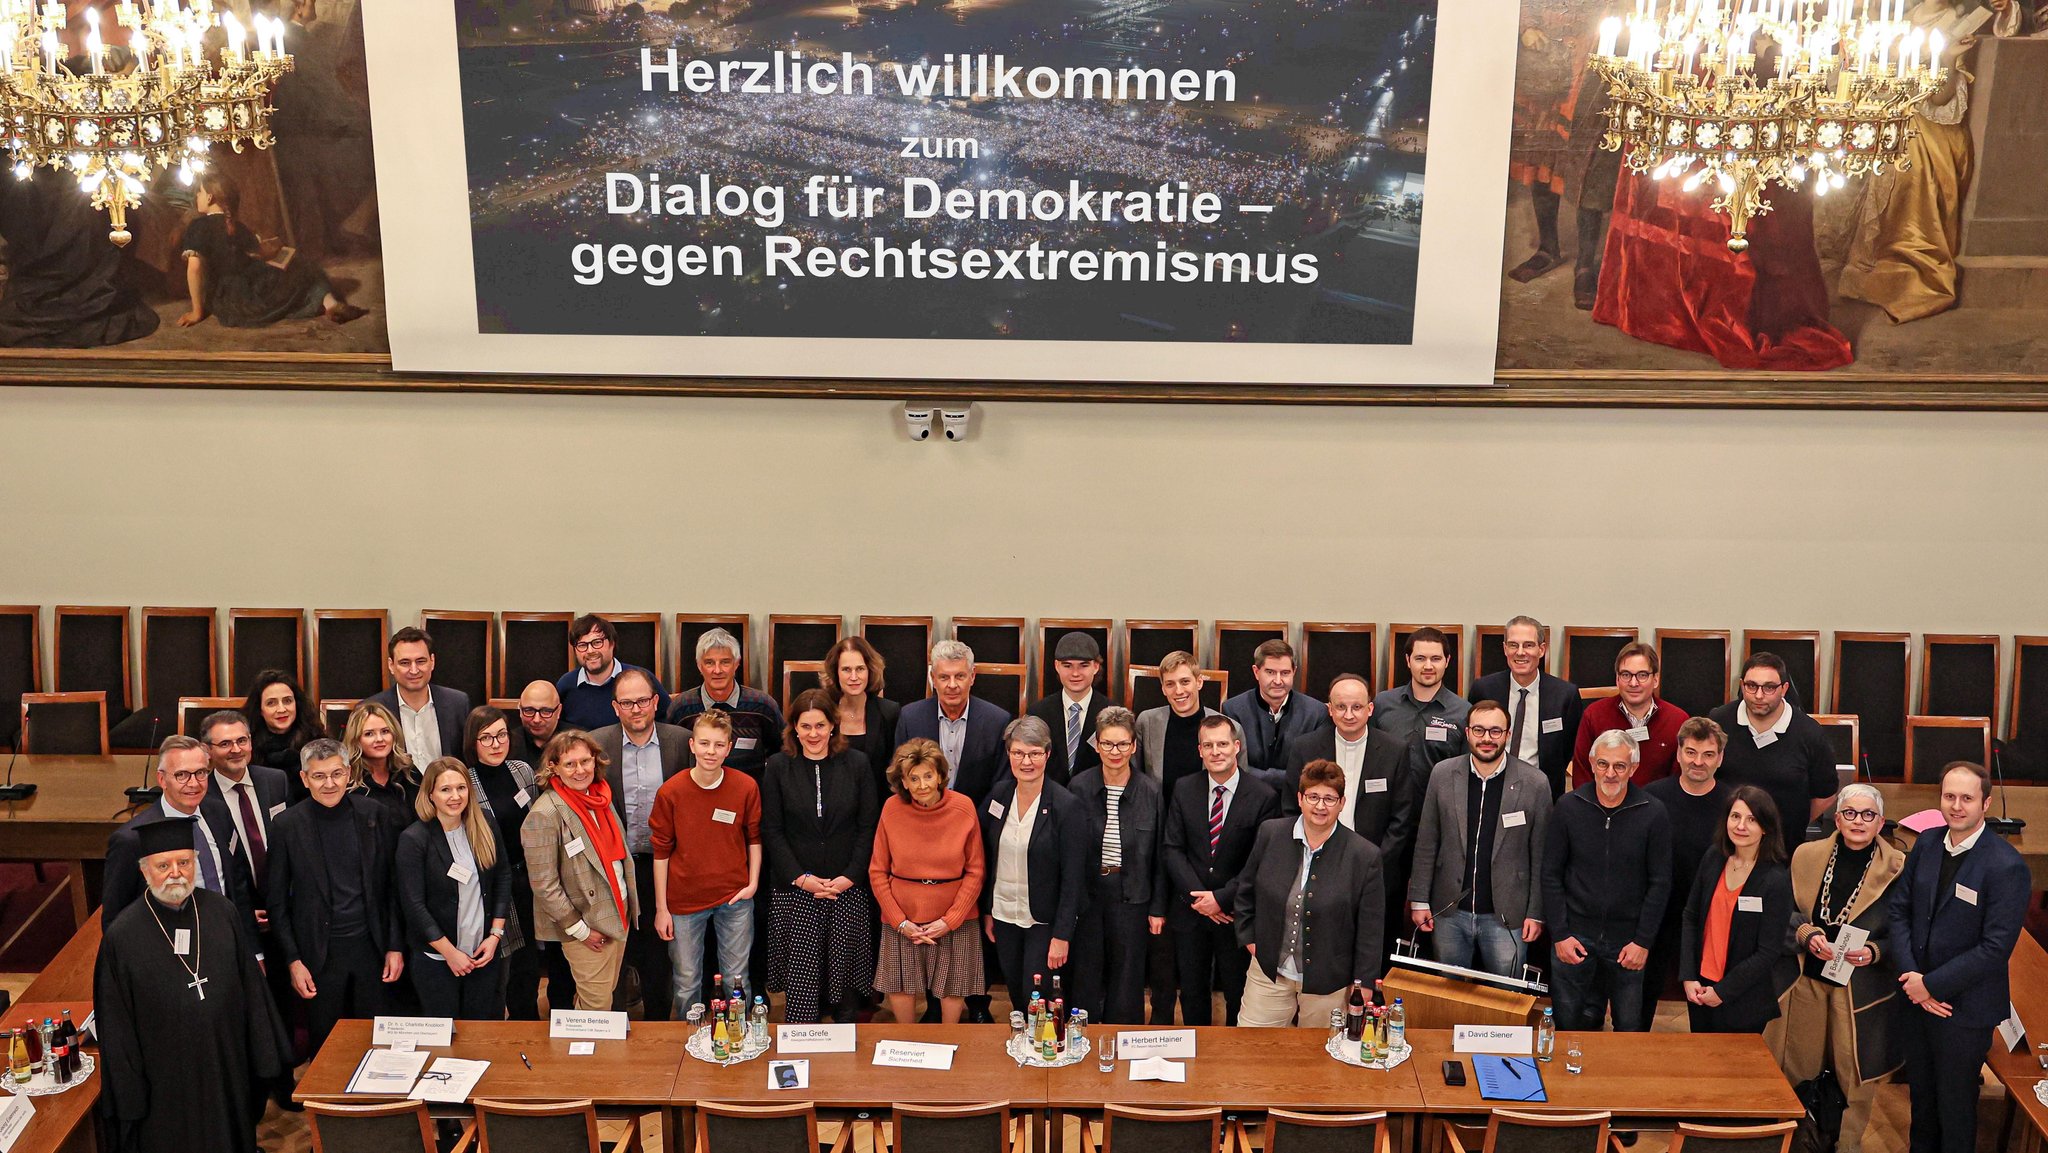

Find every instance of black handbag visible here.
[1794,1066,1848,1153]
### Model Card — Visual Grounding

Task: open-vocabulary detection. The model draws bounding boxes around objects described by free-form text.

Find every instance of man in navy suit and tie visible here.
[1471,616,1583,797]
[1888,760,2031,1153]
[1163,715,1280,1025]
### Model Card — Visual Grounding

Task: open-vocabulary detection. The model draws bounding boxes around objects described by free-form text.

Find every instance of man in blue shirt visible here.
[557,614,668,732]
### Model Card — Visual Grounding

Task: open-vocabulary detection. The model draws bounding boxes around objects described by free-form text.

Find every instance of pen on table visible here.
[1505,1058,1524,1080]
[520,1052,533,1071]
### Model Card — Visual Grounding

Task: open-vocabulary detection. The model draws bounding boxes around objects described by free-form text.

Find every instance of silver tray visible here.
[1,1054,96,1097]
[1324,1035,1411,1071]
[685,1029,771,1066]
[1006,1032,1092,1068]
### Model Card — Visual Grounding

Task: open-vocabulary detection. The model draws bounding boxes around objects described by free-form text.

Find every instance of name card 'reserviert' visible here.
[1116,1029,1196,1060]
[550,1010,630,1040]
[872,1040,956,1070]
[373,1016,455,1048]
[779,1024,857,1053]
[1453,1025,1533,1055]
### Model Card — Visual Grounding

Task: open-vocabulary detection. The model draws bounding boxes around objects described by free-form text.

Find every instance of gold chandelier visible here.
[1589,0,1942,251]
[0,0,292,246]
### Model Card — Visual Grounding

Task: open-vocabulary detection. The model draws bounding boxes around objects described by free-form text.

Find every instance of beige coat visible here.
[521,786,640,943]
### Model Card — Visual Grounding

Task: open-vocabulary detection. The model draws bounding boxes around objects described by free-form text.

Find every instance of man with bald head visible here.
[94,816,291,1153]
[594,668,692,1019]
[514,679,564,767]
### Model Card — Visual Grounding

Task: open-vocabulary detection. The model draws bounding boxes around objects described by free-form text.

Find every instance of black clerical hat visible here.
[135,817,197,858]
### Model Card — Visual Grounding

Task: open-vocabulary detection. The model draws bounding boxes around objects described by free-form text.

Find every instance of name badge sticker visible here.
[1362,778,1389,794]
[447,862,475,884]
[1625,726,1650,741]
[565,837,587,858]
[1502,811,1527,829]
[987,798,1006,819]
[713,808,738,825]
[735,737,759,750]
[268,802,287,818]
[173,927,192,955]
[1956,884,1979,905]
[515,788,532,809]
[1738,895,1764,913]
[1541,717,1564,734]
[1754,731,1779,748]
[1425,723,1451,742]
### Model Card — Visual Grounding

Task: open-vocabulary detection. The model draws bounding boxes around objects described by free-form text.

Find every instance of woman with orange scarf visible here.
[521,729,639,1011]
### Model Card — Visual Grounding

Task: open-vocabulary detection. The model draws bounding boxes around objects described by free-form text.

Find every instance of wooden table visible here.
[0,1000,99,1153]
[19,918,101,1005]
[1044,1027,1425,1153]
[0,756,153,927]
[1987,933,2048,1152]
[1874,784,2048,889]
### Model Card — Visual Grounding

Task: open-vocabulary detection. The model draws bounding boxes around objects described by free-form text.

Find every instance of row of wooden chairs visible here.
[1,606,2041,779]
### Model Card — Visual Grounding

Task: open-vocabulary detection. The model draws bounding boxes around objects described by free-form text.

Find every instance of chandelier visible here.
[0,0,292,246]
[1588,0,1943,251]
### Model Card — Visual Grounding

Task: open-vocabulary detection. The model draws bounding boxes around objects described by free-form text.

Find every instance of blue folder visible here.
[1472,1054,1547,1102]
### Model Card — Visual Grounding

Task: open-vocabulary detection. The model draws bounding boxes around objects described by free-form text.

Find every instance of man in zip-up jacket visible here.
[1541,729,1672,1032]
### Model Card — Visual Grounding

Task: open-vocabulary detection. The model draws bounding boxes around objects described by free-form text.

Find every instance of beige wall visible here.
[3,386,2043,713]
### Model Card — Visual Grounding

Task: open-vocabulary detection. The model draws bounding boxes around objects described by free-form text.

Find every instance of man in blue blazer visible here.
[366,626,471,765]
[1887,761,2031,1153]
[1219,638,1330,787]
[1470,616,1583,797]
[895,639,1013,806]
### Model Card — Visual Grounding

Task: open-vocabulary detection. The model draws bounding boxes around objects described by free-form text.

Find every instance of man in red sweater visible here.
[1571,643,1688,787]
[650,711,762,1016]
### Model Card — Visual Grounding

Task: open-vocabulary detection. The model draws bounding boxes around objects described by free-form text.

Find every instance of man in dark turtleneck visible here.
[266,738,404,1056]
[1640,716,1734,1024]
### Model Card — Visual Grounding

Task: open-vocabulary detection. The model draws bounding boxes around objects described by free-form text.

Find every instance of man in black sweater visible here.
[1640,716,1734,1025]
[1709,652,1839,845]
[1542,729,1672,1032]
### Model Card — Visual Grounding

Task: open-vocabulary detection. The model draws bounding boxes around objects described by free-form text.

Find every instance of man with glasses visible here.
[593,668,691,1020]
[1472,616,1583,797]
[557,613,669,732]
[196,711,290,917]
[103,734,263,951]
[514,680,564,767]
[366,626,470,765]
[1573,642,1689,786]
[1711,652,1839,845]
[1408,701,1552,977]
[1642,717,1734,1026]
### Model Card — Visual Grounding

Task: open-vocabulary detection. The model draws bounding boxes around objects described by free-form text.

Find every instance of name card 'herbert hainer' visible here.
[778,1024,856,1053]
[1453,1025,1533,1055]
[550,1010,630,1040]
[1116,1030,1196,1060]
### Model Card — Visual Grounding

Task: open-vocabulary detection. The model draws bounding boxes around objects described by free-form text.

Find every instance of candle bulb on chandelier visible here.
[1928,27,1944,71]
[1599,16,1622,56]
[85,6,102,72]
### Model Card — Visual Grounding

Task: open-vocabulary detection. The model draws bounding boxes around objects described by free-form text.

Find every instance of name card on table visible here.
[873,1040,956,1070]
[550,1010,629,1040]
[0,1093,35,1153]
[779,1024,857,1053]
[373,1016,455,1048]
[1117,1029,1197,1060]
[2000,1003,2026,1052]
[1130,1057,1187,1082]
[1453,1025,1533,1055]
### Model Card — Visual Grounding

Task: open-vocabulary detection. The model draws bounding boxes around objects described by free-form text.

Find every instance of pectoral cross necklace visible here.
[146,894,208,1000]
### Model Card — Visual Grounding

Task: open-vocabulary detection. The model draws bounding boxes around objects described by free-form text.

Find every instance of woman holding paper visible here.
[870,739,986,1024]
[1681,786,1798,1033]
[397,758,513,1020]
[1765,783,1905,1153]
[522,730,640,1013]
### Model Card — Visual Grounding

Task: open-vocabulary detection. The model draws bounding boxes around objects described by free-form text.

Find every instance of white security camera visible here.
[902,405,934,441]
[939,407,972,442]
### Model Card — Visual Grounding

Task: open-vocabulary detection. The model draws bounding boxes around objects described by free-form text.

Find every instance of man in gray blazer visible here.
[1406,699,1552,978]
[591,668,692,1020]
[1135,651,1248,798]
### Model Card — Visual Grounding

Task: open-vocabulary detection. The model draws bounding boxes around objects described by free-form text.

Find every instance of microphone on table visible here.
[1402,885,1473,955]
[0,712,34,801]
[124,716,163,805]
[1989,744,2026,834]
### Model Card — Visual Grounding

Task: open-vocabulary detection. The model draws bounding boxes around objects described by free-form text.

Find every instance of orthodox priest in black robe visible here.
[93,817,292,1153]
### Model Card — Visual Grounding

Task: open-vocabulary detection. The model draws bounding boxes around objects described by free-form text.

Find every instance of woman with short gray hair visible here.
[978,714,1090,1006]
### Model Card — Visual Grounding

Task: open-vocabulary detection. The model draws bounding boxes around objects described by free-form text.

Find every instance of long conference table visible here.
[296,1023,1802,1153]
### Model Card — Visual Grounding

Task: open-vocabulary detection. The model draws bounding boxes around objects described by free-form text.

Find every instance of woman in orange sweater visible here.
[869,738,987,1024]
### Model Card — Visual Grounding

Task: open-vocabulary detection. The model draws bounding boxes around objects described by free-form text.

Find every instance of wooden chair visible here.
[498,612,572,698]
[676,615,751,693]
[1089,1104,1221,1153]
[55,604,133,726]
[1920,634,2000,721]
[321,699,362,740]
[1238,1109,1391,1153]
[889,1101,1024,1153]
[228,608,305,695]
[420,610,496,708]
[305,1098,471,1153]
[693,1101,845,1153]
[971,663,1029,716]
[475,1098,640,1153]
[1123,621,1199,699]
[1562,627,1638,691]
[1905,716,1993,783]
[598,613,664,687]
[1213,621,1288,684]
[1301,623,1377,701]
[1657,629,1732,718]
[1126,666,1228,716]
[1580,686,1619,702]
[1037,618,1113,700]
[862,616,934,708]
[1666,1120,1796,1153]
[1472,624,1508,686]
[1833,632,1911,781]
[782,660,828,713]
[177,696,243,738]
[769,616,844,713]
[20,691,109,754]
[953,617,1026,667]
[1389,625,1463,696]
[1744,630,1820,714]
[312,610,389,703]
[140,606,218,712]
[2006,636,2048,782]
[0,605,41,750]
[1810,714,1862,784]
[1441,1109,1613,1153]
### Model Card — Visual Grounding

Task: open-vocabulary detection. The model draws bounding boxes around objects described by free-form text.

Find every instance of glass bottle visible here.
[20,1019,41,1073]
[6,1030,28,1085]
[750,997,770,1047]
[1037,1007,1058,1062]
[1388,998,1406,1051]
[1535,1007,1556,1062]
[1067,1010,1086,1065]
[45,1020,69,1087]
[711,1009,731,1061]
[1360,1010,1380,1062]
[1345,981,1366,1041]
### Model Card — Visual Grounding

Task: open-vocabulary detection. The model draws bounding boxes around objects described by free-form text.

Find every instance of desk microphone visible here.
[124,717,163,805]
[1989,744,2026,834]
[1404,886,1473,954]
[0,713,33,801]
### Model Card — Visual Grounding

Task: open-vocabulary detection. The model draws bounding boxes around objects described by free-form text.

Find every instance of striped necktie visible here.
[1067,702,1083,770]
[1209,784,1226,854]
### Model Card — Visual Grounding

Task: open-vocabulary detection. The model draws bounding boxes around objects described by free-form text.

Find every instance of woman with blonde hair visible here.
[397,758,512,1019]
[345,701,421,822]
[522,730,639,1011]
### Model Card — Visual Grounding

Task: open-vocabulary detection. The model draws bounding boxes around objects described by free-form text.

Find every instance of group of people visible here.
[91,614,2031,1153]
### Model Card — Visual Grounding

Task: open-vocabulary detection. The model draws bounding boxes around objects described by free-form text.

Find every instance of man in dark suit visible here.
[365,626,471,766]
[195,711,291,908]
[1470,616,1583,796]
[104,735,263,953]
[267,737,405,1057]
[592,668,692,1020]
[895,639,1012,805]
[1888,760,2032,1153]
[1220,638,1330,787]
[1162,714,1280,1026]
[1026,631,1112,786]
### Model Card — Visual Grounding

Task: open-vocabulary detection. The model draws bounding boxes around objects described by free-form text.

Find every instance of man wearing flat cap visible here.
[94,816,291,1153]
[1028,631,1113,787]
